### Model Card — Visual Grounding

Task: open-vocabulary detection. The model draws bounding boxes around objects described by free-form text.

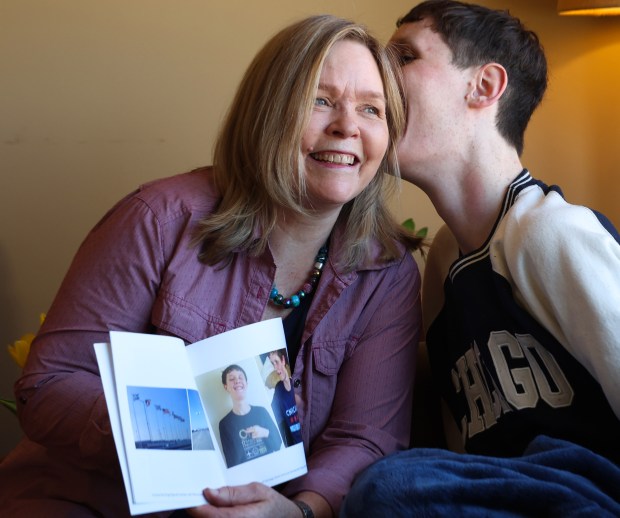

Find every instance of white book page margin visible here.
[95,342,201,515]
[109,332,222,508]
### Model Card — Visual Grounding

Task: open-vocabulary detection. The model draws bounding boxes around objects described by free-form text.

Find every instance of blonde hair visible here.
[194,15,422,270]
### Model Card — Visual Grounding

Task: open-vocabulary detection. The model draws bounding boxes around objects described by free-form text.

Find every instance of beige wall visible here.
[1,0,618,455]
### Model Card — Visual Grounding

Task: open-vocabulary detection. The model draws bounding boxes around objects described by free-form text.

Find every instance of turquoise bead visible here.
[269,243,328,307]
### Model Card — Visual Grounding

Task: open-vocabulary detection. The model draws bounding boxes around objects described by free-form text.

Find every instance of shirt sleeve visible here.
[15,193,167,473]
[219,414,239,468]
[256,406,282,453]
[283,252,422,513]
[502,190,620,419]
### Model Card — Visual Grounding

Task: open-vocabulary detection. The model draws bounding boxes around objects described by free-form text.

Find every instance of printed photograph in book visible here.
[194,348,302,469]
[126,387,214,451]
[197,358,284,468]
[263,348,302,447]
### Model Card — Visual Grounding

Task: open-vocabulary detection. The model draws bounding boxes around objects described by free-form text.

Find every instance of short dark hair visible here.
[397,0,547,155]
[268,349,287,364]
[221,364,247,385]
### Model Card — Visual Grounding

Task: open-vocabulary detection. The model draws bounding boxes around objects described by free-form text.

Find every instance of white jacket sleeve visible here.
[500,187,620,420]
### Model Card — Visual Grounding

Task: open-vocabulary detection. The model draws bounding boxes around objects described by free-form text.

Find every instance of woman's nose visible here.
[327,108,360,138]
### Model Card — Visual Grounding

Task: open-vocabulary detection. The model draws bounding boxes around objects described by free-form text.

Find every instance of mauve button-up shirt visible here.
[1,167,421,516]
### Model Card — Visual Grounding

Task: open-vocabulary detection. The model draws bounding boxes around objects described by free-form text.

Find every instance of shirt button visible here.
[293,378,301,388]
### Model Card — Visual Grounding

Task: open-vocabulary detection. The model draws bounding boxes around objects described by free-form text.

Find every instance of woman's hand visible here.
[186,482,301,518]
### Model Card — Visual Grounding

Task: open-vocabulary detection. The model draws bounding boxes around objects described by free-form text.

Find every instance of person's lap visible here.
[341,435,620,517]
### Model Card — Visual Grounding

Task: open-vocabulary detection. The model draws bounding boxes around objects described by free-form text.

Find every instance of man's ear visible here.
[467,63,507,107]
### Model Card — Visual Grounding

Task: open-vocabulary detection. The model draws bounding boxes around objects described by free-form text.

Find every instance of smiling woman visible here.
[0,15,423,518]
[301,39,390,212]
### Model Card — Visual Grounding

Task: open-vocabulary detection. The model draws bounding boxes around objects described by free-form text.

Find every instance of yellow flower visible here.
[8,333,35,369]
[7,313,45,369]
[3,313,46,416]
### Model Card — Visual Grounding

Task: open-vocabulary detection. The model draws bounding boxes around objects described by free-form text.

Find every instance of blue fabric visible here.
[341,436,620,517]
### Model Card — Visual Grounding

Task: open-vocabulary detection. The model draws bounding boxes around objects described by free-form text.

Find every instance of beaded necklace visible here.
[269,245,328,308]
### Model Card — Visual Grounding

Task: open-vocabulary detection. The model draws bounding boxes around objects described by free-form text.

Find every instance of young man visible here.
[218,364,282,468]
[268,350,303,447]
[343,1,620,515]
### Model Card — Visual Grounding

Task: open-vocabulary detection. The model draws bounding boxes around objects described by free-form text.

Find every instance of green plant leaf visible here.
[416,227,428,238]
[401,218,415,231]
[0,398,17,416]
[402,218,428,239]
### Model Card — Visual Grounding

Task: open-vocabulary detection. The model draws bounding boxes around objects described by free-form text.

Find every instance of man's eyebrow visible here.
[317,82,386,103]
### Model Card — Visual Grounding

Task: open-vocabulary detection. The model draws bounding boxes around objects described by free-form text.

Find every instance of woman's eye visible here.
[363,105,380,116]
[314,97,329,106]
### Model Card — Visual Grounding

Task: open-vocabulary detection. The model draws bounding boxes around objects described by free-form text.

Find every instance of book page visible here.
[186,318,307,487]
[108,331,224,510]
[95,342,199,515]
[97,319,307,515]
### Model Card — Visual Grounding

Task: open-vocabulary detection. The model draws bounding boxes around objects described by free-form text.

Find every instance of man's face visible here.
[224,369,247,401]
[269,354,287,381]
[389,20,474,183]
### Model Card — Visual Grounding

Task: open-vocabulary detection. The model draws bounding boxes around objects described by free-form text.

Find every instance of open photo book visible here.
[94,318,307,516]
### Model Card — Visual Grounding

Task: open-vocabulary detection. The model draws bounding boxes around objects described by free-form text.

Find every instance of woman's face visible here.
[300,39,389,212]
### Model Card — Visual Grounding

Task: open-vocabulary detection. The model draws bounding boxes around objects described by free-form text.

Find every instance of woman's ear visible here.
[467,63,507,107]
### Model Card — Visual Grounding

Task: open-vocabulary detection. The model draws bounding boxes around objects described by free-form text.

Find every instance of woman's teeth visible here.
[311,152,355,165]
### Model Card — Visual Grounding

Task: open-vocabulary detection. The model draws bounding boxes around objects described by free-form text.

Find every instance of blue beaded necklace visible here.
[269,245,328,308]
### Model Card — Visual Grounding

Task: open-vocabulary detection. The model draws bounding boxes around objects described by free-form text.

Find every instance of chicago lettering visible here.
[451,331,574,440]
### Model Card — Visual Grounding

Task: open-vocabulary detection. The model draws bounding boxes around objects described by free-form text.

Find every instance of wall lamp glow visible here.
[558,0,620,15]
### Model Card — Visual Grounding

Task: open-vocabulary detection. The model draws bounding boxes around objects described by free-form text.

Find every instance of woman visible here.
[0,15,422,518]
